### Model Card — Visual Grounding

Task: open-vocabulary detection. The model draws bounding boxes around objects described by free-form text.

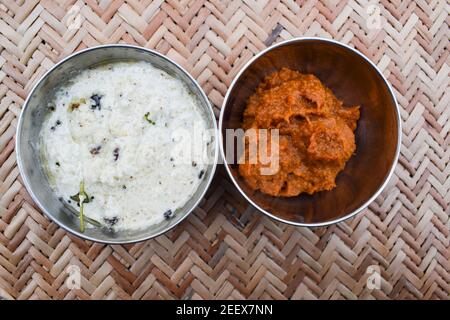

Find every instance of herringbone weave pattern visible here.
[0,0,449,300]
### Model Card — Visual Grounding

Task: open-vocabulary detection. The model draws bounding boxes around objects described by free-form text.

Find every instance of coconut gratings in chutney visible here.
[40,61,210,232]
[239,68,360,197]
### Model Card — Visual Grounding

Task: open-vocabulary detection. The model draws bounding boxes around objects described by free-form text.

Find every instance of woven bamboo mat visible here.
[0,0,448,300]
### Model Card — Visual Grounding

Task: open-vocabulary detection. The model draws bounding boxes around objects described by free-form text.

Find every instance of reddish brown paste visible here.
[239,68,360,197]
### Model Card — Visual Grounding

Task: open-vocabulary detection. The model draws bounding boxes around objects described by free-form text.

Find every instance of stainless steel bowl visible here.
[16,44,218,244]
[219,37,401,227]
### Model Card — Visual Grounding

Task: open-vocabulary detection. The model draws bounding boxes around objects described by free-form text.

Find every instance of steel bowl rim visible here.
[16,44,219,244]
[219,36,402,228]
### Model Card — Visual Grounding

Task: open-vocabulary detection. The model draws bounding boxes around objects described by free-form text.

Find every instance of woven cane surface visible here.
[0,0,449,300]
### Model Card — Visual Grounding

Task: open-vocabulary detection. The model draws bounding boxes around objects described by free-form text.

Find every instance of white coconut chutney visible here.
[40,61,210,231]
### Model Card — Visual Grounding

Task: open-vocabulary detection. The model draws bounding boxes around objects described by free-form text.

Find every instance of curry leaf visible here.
[144,112,156,125]
[70,180,91,232]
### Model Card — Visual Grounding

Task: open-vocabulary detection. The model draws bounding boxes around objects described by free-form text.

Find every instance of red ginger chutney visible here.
[239,68,360,197]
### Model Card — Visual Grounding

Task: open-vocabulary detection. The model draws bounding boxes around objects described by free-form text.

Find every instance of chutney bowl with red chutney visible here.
[219,37,401,227]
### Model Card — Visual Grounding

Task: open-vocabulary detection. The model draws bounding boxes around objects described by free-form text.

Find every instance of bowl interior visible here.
[221,39,400,225]
[17,46,217,243]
